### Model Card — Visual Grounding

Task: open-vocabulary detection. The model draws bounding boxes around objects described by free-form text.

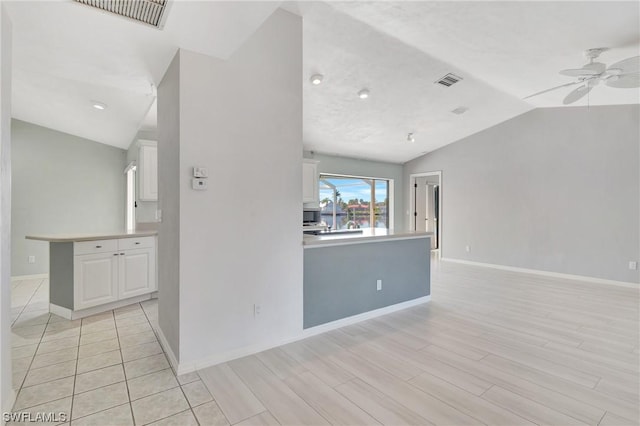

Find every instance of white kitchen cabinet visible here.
[138,140,158,201]
[74,237,156,310]
[119,248,156,299]
[303,159,319,206]
[74,252,119,310]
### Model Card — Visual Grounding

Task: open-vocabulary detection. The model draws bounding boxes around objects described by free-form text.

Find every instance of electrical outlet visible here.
[465,245,471,253]
[28,255,35,264]
[156,209,162,222]
[629,261,638,271]
[376,279,382,291]
[253,304,261,317]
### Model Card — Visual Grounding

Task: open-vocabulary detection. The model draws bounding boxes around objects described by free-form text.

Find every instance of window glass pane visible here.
[319,175,390,230]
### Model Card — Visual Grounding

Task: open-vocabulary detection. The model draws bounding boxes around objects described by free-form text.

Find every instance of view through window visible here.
[319,174,390,230]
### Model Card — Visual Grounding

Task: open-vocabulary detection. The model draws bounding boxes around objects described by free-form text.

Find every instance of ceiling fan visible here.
[524,48,640,105]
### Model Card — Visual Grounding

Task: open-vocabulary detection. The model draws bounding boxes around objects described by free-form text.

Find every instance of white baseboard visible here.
[3,388,16,414]
[49,294,155,320]
[11,273,48,282]
[155,326,180,374]
[441,258,638,288]
[172,295,432,375]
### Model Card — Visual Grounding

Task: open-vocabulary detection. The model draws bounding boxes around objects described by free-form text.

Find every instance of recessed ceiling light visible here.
[358,89,370,99]
[310,74,324,85]
[407,133,415,143]
[91,101,107,110]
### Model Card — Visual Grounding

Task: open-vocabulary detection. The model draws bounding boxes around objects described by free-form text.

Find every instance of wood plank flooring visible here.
[199,259,640,426]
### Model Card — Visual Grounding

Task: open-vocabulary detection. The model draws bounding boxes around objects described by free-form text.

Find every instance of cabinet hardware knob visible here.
[120,253,125,255]
[135,242,140,245]
[96,245,102,248]
[113,253,119,256]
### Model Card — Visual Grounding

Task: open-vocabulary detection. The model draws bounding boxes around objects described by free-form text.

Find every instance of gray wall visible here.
[304,237,431,328]
[405,105,640,284]
[157,52,181,360]
[0,5,12,412]
[12,120,127,276]
[304,152,405,229]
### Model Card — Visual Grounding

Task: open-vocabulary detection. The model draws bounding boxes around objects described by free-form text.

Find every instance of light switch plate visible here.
[629,261,637,271]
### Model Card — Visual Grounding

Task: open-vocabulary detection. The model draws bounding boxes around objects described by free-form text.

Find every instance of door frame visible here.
[409,171,442,252]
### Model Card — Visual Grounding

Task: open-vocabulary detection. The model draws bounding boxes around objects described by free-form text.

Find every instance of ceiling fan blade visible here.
[523,81,582,100]
[605,73,640,88]
[563,84,593,105]
[607,56,639,74]
[559,68,599,77]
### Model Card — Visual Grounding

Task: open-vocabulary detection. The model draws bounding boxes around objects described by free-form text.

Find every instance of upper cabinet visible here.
[303,159,319,207]
[138,140,158,201]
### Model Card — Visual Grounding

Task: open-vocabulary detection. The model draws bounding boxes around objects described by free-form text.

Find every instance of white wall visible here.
[11,120,127,276]
[0,4,12,413]
[157,9,303,370]
[304,152,405,229]
[405,105,640,284]
[157,52,181,359]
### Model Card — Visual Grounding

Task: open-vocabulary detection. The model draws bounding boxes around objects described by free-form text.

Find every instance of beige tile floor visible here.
[9,259,640,425]
[10,279,209,425]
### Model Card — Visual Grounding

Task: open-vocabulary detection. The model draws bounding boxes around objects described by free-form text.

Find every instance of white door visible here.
[119,248,156,299]
[75,253,119,310]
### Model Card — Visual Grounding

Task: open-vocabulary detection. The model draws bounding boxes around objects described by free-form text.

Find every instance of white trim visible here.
[155,326,180,373]
[409,171,442,252]
[172,295,431,375]
[3,389,16,415]
[11,273,48,282]
[442,258,638,288]
[49,293,155,320]
[304,233,431,249]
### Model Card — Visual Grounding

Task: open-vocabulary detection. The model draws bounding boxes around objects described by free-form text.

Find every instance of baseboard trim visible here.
[441,258,638,288]
[172,295,431,375]
[3,389,16,414]
[11,273,48,282]
[49,294,155,320]
[155,326,179,374]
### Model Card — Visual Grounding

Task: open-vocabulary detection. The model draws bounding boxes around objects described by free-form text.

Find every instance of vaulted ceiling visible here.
[5,1,639,162]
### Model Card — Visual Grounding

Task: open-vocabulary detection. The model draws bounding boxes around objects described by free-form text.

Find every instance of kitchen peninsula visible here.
[303,229,431,328]
[26,230,158,319]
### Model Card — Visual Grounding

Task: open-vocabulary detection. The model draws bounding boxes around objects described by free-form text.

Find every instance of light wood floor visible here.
[199,259,640,426]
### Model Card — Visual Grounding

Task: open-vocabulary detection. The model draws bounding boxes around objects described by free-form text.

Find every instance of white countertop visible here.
[26,230,158,243]
[303,229,432,248]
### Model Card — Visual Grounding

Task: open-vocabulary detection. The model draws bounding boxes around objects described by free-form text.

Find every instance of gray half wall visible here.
[404,105,640,283]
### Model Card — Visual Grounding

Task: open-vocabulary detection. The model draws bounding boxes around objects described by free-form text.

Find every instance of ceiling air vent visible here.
[435,73,463,87]
[73,0,170,29]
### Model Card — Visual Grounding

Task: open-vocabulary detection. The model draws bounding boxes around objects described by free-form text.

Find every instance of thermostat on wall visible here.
[192,178,208,190]
[193,167,208,178]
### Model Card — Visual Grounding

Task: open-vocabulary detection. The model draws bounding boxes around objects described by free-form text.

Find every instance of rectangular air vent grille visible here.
[73,0,169,29]
[435,73,463,87]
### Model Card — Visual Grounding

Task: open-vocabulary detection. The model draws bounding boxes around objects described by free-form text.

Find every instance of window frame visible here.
[318,173,394,230]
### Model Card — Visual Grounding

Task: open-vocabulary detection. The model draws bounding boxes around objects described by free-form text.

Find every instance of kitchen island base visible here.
[303,232,431,329]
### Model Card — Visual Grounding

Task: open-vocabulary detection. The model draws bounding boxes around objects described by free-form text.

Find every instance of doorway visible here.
[410,171,442,251]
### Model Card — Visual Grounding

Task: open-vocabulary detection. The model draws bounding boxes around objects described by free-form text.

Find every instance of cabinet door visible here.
[139,143,158,201]
[74,253,119,310]
[302,161,318,203]
[119,248,156,299]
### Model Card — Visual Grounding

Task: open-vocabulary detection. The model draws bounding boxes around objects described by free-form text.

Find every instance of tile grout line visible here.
[114,302,137,425]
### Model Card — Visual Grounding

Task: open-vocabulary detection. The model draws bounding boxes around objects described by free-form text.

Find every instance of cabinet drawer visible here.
[118,236,155,250]
[74,239,118,256]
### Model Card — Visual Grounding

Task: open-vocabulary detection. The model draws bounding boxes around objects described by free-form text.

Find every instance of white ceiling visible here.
[6,0,280,149]
[5,1,640,161]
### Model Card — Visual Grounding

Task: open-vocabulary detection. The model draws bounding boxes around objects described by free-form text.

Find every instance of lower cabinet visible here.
[74,237,156,310]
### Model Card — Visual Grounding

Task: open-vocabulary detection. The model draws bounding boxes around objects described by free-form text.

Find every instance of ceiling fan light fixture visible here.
[310,74,324,85]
